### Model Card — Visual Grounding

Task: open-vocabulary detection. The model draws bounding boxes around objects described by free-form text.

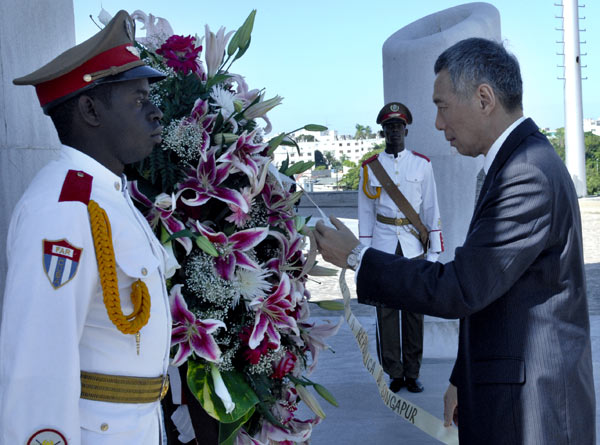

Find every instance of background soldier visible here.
[0,11,171,444]
[358,102,443,393]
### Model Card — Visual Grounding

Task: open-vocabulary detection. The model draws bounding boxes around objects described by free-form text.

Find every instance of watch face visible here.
[347,253,358,268]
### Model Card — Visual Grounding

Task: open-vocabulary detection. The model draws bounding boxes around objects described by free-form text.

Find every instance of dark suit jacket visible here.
[357,119,595,444]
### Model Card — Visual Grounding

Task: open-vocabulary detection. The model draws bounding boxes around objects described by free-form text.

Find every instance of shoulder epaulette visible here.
[411,151,430,162]
[58,169,93,204]
[361,154,379,167]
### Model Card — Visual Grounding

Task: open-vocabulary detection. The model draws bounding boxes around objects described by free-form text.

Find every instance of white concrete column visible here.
[0,0,74,315]
[382,2,501,263]
[563,0,587,197]
[382,3,501,358]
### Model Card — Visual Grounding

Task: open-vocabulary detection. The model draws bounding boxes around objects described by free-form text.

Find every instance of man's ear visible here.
[477,83,496,115]
[76,94,101,127]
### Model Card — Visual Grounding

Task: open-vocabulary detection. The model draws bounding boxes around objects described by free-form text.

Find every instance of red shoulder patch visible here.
[361,154,379,167]
[58,170,93,204]
[411,151,430,162]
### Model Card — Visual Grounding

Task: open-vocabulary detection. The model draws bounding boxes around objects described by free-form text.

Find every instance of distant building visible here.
[272,129,384,168]
[583,118,600,136]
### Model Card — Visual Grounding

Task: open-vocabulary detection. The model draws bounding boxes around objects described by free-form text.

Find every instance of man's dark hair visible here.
[434,38,523,112]
[49,83,114,144]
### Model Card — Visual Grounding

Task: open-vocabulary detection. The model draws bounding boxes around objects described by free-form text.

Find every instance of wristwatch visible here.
[346,243,365,271]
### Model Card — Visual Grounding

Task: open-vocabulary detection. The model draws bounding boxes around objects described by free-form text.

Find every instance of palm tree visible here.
[354,124,366,140]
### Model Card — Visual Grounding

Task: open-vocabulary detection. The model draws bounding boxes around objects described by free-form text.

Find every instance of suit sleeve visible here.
[420,162,443,262]
[0,199,96,444]
[357,166,376,248]
[357,160,552,319]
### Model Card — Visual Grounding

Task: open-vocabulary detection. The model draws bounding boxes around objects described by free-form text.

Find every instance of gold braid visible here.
[88,200,151,336]
[362,165,381,199]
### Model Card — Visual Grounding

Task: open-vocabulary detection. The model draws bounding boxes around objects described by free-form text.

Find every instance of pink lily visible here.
[170,284,225,366]
[261,180,298,232]
[265,230,305,280]
[225,186,253,228]
[129,182,192,254]
[257,414,320,444]
[181,98,214,161]
[235,429,266,445]
[219,130,269,180]
[248,274,299,349]
[177,148,248,212]
[295,300,342,374]
[196,223,268,280]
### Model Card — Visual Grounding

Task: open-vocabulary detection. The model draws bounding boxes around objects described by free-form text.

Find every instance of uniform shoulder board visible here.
[411,151,430,162]
[361,154,379,167]
[58,169,93,205]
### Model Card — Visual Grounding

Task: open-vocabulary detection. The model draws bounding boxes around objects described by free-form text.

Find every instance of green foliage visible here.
[339,145,385,190]
[354,123,376,140]
[548,128,600,195]
[323,151,342,170]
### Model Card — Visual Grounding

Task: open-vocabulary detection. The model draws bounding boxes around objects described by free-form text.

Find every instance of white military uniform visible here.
[0,145,171,444]
[358,149,443,381]
[358,150,443,260]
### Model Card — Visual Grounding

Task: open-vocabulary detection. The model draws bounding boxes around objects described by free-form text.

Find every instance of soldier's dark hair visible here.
[49,83,114,143]
[434,38,523,112]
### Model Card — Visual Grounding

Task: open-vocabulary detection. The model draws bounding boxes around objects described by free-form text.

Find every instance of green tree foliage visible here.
[296,134,316,142]
[323,151,342,170]
[339,143,385,190]
[547,128,600,195]
[354,124,376,140]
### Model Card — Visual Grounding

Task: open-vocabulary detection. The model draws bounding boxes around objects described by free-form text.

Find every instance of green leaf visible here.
[314,300,345,311]
[303,124,328,132]
[187,361,259,423]
[267,132,286,155]
[206,73,231,90]
[313,383,339,407]
[196,235,219,257]
[285,161,314,176]
[166,229,196,243]
[218,407,255,445]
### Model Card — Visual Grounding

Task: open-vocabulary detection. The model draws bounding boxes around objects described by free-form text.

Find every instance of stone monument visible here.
[382,2,501,357]
[0,0,75,315]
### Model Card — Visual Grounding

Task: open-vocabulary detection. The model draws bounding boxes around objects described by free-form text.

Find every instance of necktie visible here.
[474,169,486,206]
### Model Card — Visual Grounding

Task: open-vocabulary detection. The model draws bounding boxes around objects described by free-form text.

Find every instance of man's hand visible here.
[443,383,458,427]
[313,216,359,268]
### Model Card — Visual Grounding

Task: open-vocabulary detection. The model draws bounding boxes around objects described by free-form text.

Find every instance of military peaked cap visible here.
[376,102,413,126]
[13,10,165,114]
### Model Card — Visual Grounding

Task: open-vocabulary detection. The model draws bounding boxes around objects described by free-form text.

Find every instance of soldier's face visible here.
[383,121,407,148]
[98,78,163,166]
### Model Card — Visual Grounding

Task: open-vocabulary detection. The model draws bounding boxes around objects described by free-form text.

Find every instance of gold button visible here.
[141,267,148,276]
[83,74,92,82]
[114,181,121,191]
[77,171,84,178]
[100,423,109,431]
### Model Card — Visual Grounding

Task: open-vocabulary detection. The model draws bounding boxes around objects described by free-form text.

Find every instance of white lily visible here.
[210,363,235,414]
[205,25,235,78]
[294,384,326,419]
[130,10,175,50]
[243,93,283,120]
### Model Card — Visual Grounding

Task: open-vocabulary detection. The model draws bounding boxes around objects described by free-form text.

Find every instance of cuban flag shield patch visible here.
[43,239,83,289]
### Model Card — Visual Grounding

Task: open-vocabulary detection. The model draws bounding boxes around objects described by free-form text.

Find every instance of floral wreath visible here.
[98,8,342,444]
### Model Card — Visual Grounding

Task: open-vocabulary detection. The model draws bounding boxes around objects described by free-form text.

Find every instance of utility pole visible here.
[558,0,587,196]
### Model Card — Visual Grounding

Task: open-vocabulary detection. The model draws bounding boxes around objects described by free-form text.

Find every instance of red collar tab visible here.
[35,44,141,107]
[361,154,379,167]
[412,151,430,162]
[59,170,93,205]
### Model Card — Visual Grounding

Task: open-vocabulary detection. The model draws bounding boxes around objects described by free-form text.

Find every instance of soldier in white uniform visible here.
[358,102,443,393]
[0,11,172,444]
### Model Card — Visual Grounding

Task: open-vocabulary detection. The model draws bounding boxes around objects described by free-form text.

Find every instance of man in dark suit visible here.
[314,38,595,444]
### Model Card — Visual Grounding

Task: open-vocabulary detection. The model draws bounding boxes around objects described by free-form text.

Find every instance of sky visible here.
[73,1,599,136]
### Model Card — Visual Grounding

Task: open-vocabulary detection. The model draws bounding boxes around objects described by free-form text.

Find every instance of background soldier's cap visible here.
[376,102,413,126]
[13,10,165,115]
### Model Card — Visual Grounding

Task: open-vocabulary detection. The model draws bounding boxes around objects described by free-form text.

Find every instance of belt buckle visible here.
[160,375,170,401]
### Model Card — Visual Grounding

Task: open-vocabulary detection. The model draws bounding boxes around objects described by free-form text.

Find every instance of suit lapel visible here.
[473,118,539,212]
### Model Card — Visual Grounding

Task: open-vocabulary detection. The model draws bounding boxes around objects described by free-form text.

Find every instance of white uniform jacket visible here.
[0,145,172,444]
[358,150,443,261]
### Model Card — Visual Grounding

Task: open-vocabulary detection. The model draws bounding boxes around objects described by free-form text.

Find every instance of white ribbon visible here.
[339,269,459,444]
